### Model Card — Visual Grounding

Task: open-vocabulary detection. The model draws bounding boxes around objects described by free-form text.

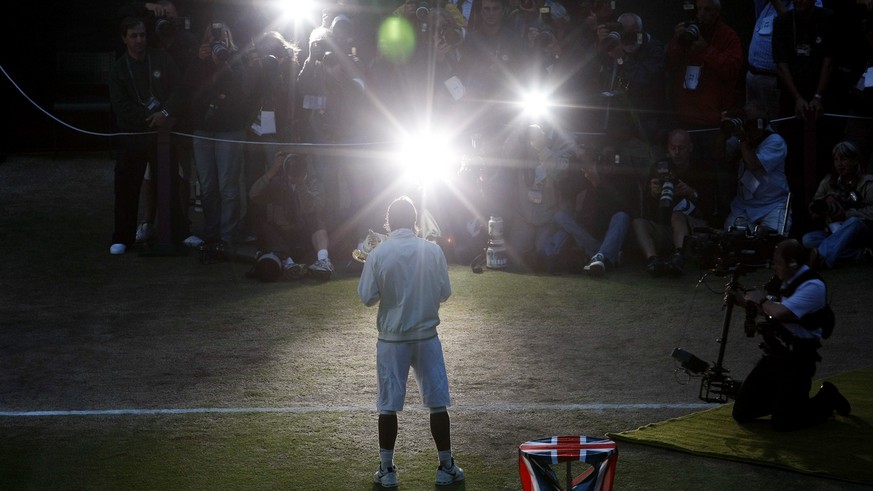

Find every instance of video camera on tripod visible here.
[673,225,786,403]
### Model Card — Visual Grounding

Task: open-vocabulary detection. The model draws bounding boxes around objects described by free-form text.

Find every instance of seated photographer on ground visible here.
[801,141,873,269]
[722,101,791,235]
[503,124,565,271]
[544,143,636,277]
[248,153,334,279]
[632,128,715,277]
[731,238,850,431]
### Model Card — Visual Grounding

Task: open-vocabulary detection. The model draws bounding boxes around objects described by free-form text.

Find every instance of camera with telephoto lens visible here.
[208,23,230,62]
[416,1,430,22]
[212,42,230,62]
[679,20,700,46]
[654,158,676,209]
[600,21,623,51]
[810,189,862,216]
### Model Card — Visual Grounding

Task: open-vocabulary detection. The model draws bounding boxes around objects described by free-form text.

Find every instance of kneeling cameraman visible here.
[731,239,850,431]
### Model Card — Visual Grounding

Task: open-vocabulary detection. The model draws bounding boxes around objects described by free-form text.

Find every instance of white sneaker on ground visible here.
[135,222,155,243]
[183,235,205,248]
[584,253,606,277]
[309,258,335,272]
[435,460,464,486]
[109,243,127,255]
[374,465,398,488]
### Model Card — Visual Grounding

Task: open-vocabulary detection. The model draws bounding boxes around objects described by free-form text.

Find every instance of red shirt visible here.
[667,20,743,127]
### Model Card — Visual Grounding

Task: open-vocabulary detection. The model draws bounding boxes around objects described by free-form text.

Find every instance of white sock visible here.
[380,448,395,470]
[317,249,328,261]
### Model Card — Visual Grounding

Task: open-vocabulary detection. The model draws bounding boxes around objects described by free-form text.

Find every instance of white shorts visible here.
[376,336,451,412]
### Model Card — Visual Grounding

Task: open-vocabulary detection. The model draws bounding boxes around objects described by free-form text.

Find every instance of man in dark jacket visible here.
[108,16,183,254]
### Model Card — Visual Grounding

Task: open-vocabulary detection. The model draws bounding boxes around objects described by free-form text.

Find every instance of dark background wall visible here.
[1,0,754,154]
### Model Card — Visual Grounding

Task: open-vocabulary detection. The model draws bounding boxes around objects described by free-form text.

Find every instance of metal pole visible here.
[142,119,184,256]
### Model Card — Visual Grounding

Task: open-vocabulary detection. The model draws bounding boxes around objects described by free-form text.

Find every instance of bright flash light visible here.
[520,91,551,120]
[275,0,316,22]
[395,131,458,187]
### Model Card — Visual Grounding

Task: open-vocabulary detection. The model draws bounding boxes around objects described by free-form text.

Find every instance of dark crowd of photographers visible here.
[106,0,873,282]
[102,0,869,432]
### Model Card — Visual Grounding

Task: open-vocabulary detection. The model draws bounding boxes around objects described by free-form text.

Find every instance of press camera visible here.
[688,226,784,276]
[809,189,863,216]
[154,16,190,38]
[210,23,231,62]
[653,158,676,210]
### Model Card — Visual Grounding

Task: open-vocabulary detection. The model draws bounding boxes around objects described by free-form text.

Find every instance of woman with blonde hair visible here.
[802,141,873,268]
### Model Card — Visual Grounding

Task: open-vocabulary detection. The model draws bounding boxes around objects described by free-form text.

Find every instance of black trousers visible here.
[732,344,832,431]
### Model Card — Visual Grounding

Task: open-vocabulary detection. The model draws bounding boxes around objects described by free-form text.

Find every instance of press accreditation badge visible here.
[684,65,701,90]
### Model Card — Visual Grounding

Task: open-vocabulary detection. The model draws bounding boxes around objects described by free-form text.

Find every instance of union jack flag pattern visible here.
[518,436,618,491]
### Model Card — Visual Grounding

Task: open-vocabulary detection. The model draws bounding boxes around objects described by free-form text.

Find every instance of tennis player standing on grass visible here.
[358,196,464,488]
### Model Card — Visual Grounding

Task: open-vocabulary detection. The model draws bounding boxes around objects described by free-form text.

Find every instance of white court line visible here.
[0,403,712,418]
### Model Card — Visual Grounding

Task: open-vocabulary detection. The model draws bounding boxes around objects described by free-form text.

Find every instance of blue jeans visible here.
[802,216,873,268]
[193,130,244,243]
[548,210,631,265]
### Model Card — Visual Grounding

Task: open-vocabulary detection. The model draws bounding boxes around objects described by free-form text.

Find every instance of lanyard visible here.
[125,53,153,105]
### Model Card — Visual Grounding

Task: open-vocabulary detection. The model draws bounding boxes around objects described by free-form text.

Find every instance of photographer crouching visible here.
[730,238,850,431]
[246,153,334,281]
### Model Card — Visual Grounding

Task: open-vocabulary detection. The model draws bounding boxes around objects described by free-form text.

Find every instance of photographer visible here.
[108,16,185,255]
[503,124,565,270]
[545,143,637,277]
[801,141,873,268]
[731,238,850,431]
[667,0,743,130]
[632,129,715,276]
[184,21,260,251]
[458,0,523,105]
[722,100,791,234]
[242,31,302,243]
[589,13,666,145]
[248,153,334,278]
